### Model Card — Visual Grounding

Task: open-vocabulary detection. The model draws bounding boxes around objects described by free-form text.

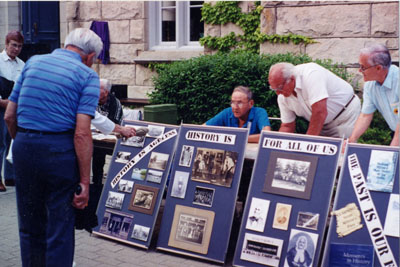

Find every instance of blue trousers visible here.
[13,132,79,267]
[0,109,14,181]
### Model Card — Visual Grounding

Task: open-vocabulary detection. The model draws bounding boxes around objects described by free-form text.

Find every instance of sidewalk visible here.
[0,187,231,267]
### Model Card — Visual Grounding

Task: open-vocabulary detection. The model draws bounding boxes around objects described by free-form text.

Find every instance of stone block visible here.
[130,19,144,42]
[99,64,135,86]
[276,4,369,37]
[260,8,275,34]
[65,1,78,21]
[238,1,255,13]
[102,1,143,20]
[371,3,398,36]
[221,22,244,36]
[78,1,101,21]
[204,24,221,37]
[109,44,145,64]
[135,65,157,86]
[108,20,130,43]
[260,42,304,55]
[346,67,364,92]
[127,85,154,99]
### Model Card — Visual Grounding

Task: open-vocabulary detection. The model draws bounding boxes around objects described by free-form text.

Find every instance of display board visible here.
[156,124,249,263]
[233,131,342,267]
[93,120,179,249]
[322,143,399,267]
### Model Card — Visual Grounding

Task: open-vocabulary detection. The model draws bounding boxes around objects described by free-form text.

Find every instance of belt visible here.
[17,126,74,135]
[333,94,356,121]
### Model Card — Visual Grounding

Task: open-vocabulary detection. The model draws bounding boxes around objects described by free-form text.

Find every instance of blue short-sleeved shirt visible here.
[205,107,270,134]
[9,49,100,132]
[361,65,399,131]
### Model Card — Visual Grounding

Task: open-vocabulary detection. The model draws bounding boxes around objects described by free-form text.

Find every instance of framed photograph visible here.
[263,151,318,200]
[193,186,215,207]
[131,168,147,181]
[147,125,165,138]
[128,184,159,215]
[366,150,398,192]
[99,209,133,240]
[148,152,169,171]
[284,229,319,267]
[121,125,147,147]
[105,191,125,210]
[115,151,131,164]
[272,203,292,231]
[118,179,134,193]
[179,145,194,167]
[191,147,238,188]
[170,171,190,199]
[131,224,151,242]
[245,197,270,232]
[146,169,163,184]
[296,212,319,231]
[240,233,284,267]
[168,205,215,255]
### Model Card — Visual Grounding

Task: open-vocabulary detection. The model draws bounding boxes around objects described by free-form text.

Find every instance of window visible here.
[148,1,204,50]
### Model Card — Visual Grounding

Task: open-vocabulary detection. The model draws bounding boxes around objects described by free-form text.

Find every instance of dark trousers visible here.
[92,147,112,185]
[13,132,78,267]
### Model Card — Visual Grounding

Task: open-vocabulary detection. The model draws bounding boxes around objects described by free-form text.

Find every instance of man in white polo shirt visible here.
[268,62,361,138]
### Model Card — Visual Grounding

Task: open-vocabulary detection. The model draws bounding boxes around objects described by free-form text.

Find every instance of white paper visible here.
[383,194,400,238]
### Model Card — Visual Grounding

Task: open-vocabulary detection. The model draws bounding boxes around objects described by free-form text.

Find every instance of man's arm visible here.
[248,125,271,143]
[307,98,328,136]
[390,122,399,146]
[114,124,136,138]
[4,101,17,138]
[279,121,296,133]
[348,113,374,143]
[73,114,92,209]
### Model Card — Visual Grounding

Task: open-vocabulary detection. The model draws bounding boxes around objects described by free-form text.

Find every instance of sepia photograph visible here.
[115,151,131,164]
[296,212,319,231]
[245,197,270,232]
[105,191,125,210]
[193,186,215,207]
[272,203,292,231]
[147,125,165,138]
[131,168,147,181]
[179,145,194,167]
[131,224,151,242]
[121,125,147,147]
[146,169,163,184]
[99,209,133,240]
[148,152,169,171]
[118,179,134,193]
[129,184,159,215]
[191,147,238,188]
[284,229,318,267]
[264,151,318,200]
[170,171,190,199]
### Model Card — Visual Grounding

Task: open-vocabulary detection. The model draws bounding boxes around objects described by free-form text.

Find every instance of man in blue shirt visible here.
[205,86,271,143]
[349,44,399,146]
[4,28,103,267]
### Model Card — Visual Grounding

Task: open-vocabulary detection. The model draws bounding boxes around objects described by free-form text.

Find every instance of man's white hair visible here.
[64,28,103,58]
[100,79,112,92]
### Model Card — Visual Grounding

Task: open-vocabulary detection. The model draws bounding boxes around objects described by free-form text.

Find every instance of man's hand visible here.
[72,182,89,209]
[115,124,136,138]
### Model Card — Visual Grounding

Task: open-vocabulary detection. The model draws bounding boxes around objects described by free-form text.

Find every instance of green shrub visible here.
[358,112,392,145]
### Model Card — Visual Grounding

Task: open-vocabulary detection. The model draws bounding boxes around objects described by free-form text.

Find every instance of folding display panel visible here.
[93,120,179,249]
[157,124,249,264]
[233,131,342,267]
[322,143,399,267]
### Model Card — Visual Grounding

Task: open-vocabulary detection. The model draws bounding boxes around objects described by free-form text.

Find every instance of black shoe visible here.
[5,179,15,186]
[0,182,6,192]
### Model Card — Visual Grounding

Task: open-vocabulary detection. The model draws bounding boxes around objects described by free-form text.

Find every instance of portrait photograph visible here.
[168,205,215,255]
[170,171,190,199]
[272,203,292,231]
[245,197,270,232]
[118,179,134,193]
[121,125,147,147]
[146,125,165,138]
[284,229,318,267]
[131,224,151,242]
[240,233,284,267]
[128,184,159,215]
[191,147,238,188]
[146,169,163,184]
[99,209,133,240]
[105,191,125,210]
[193,186,215,207]
[263,151,318,200]
[115,151,131,164]
[131,168,147,181]
[179,145,194,167]
[296,212,319,231]
[148,152,169,171]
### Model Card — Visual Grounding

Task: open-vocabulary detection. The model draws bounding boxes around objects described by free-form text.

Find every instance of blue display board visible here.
[156,124,249,263]
[322,143,399,267]
[233,132,342,267]
[93,120,179,249]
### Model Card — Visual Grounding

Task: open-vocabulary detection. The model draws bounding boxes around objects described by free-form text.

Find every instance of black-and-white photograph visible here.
[131,168,147,181]
[179,145,194,167]
[245,197,270,232]
[129,184,159,215]
[191,147,238,188]
[146,169,163,184]
[131,224,150,242]
[121,125,147,147]
[284,229,318,267]
[147,125,165,138]
[148,152,169,171]
[296,212,319,231]
[175,214,206,245]
[99,209,133,240]
[105,191,125,210]
[132,189,154,210]
[170,171,189,199]
[115,151,131,164]
[118,179,134,193]
[193,186,215,207]
[272,158,311,192]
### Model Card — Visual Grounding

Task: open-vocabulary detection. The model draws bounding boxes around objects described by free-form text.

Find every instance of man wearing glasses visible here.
[349,44,399,146]
[205,86,271,143]
[268,62,360,138]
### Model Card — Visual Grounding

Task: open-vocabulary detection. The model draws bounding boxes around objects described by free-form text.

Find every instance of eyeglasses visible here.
[230,101,249,108]
[269,84,285,92]
[359,64,378,72]
[9,43,23,49]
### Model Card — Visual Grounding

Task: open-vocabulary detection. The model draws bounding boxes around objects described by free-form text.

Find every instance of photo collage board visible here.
[156,124,249,263]
[322,143,399,267]
[233,131,342,267]
[93,120,180,249]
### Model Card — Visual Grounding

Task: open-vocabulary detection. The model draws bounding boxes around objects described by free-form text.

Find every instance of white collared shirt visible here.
[0,50,25,83]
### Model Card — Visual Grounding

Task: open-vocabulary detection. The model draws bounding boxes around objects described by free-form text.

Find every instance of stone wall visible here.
[0,1,21,49]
